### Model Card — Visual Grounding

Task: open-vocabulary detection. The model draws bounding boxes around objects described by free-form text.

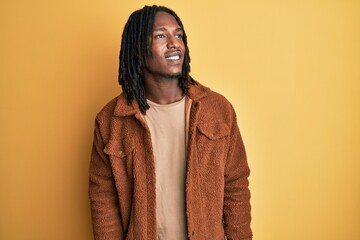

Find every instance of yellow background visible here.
[1,0,359,239]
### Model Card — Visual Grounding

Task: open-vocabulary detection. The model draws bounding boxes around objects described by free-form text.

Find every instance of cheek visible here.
[150,46,165,60]
[180,42,186,53]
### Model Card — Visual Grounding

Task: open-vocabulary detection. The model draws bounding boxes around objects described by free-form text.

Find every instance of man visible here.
[89,5,252,240]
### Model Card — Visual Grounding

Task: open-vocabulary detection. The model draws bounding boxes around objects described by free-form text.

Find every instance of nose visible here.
[167,35,180,49]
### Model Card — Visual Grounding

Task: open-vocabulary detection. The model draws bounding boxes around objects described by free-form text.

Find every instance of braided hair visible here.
[118,5,195,114]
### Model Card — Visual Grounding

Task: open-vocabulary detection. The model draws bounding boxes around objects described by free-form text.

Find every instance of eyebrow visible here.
[153,27,183,32]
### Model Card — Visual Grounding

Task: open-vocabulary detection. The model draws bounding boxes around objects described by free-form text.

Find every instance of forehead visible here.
[153,11,181,29]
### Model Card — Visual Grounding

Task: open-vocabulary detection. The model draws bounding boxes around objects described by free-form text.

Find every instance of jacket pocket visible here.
[197,122,229,140]
[196,122,230,168]
[104,139,134,181]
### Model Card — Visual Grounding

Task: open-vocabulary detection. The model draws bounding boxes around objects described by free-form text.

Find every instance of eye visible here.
[176,33,183,39]
[154,34,165,39]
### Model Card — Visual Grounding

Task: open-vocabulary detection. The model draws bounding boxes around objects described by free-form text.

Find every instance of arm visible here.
[223,110,252,240]
[89,119,123,240]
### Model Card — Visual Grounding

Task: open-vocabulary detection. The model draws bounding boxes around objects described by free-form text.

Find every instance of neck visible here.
[143,76,184,105]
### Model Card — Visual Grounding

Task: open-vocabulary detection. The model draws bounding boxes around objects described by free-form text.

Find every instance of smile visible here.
[166,55,181,60]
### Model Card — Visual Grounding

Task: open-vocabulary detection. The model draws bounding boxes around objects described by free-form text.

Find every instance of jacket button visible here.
[118,150,123,155]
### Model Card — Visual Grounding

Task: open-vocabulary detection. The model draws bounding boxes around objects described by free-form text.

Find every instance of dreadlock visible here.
[118,5,196,114]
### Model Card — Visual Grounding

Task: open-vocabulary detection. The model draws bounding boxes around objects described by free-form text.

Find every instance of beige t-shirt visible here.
[145,97,187,240]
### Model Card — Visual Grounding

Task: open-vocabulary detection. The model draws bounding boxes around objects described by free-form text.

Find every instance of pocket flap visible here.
[104,139,132,158]
[197,122,229,140]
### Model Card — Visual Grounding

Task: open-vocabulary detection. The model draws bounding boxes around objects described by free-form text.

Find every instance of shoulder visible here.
[93,93,133,142]
[94,93,133,131]
[96,95,120,122]
[189,83,235,113]
[188,84,237,128]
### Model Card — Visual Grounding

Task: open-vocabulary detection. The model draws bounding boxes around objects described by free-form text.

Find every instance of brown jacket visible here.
[89,83,252,240]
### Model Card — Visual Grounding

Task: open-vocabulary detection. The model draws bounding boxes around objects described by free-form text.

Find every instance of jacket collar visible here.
[113,82,209,117]
[187,82,209,101]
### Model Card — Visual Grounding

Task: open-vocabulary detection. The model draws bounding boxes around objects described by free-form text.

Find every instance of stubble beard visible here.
[161,72,183,80]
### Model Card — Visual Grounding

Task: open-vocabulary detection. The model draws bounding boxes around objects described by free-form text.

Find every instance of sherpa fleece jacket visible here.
[89,83,252,240]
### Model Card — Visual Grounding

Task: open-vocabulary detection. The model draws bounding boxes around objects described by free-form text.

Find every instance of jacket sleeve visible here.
[223,108,252,240]
[89,118,123,240]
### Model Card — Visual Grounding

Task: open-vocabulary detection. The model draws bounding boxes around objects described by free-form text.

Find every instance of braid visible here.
[118,5,196,114]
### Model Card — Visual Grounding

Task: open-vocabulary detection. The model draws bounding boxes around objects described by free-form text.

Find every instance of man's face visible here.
[143,11,185,80]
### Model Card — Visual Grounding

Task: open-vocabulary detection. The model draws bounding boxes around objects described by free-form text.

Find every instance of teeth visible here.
[166,55,180,60]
